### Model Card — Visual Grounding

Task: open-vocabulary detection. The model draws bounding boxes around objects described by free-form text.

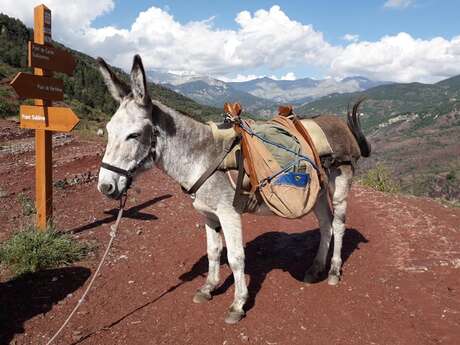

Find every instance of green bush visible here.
[0,226,89,275]
[17,192,35,216]
[361,164,401,193]
[0,100,17,118]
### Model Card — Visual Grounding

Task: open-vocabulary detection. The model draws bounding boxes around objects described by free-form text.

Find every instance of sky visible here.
[2,0,460,83]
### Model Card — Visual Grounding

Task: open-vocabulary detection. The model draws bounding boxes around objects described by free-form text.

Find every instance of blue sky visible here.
[92,0,459,44]
[3,0,460,82]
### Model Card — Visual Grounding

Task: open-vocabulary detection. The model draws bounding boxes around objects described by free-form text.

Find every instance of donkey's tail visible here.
[347,97,371,158]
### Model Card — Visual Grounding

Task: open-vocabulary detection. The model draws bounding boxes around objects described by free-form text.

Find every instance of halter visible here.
[100,150,155,196]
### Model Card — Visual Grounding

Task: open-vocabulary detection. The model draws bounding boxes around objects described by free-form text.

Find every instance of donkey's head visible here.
[97,55,156,199]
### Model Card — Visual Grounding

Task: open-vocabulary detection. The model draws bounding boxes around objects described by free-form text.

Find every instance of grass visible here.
[360,164,401,193]
[17,192,35,216]
[0,225,90,276]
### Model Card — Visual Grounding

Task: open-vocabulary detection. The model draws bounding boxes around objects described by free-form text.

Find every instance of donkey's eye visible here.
[126,133,141,140]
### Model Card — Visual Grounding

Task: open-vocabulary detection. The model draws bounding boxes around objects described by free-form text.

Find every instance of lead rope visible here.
[45,193,128,345]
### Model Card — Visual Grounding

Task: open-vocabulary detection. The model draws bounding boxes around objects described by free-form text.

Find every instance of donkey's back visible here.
[300,100,371,168]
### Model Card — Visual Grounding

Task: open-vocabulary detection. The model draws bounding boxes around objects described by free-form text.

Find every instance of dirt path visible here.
[0,120,459,345]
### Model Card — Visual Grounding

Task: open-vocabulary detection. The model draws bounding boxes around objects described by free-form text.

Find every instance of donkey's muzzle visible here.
[99,182,116,197]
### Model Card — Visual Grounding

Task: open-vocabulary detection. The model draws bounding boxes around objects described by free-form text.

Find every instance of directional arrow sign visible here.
[20,105,80,132]
[28,42,76,75]
[10,72,64,101]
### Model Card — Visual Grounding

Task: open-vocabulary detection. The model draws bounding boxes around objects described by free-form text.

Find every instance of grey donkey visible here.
[97,54,371,324]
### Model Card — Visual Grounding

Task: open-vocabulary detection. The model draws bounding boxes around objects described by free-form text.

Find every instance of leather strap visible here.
[100,162,135,177]
[100,150,155,196]
[184,136,240,195]
[100,162,134,193]
[291,115,327,186]
[232,149,249,213]
[234,121,259,192]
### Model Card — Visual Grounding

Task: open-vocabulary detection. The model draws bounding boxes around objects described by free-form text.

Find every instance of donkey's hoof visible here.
[224,310,244,324]
[327,274,340,286]
[193,291,212,304]
[303,265,322,284]
[303,272,320,284]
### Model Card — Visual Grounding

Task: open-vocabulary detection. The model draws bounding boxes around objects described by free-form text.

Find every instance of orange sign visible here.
[10,4,79,230]
[10,72,63,101]
[28,42,76,75]
[20,105,80,132]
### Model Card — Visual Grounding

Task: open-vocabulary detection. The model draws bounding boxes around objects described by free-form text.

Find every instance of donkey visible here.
[96,54,371,324]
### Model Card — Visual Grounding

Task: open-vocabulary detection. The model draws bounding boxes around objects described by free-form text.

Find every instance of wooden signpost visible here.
[11,73,64,101]
[19,105,80,132]
[28,41,77,75]
[10,4,79,230]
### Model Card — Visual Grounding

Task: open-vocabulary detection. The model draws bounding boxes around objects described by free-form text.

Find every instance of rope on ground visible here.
[45,194,128,345]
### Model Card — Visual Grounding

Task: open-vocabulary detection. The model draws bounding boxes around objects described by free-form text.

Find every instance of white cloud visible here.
[1,3,338,77]
[343,34,359,42]
[1,0,115,39]
[383,0,414,9]
[281,72,296,80]
[219,74,264,82]
[271,72,297,80]
[2,2,460,84]
[220,71,297,82]
[330,33,460,83]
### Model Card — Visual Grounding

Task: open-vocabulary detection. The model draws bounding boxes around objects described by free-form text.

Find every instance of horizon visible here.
[2,1,460,84]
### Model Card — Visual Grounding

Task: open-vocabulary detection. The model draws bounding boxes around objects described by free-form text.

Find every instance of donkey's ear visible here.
[96,57,130,103]
[130,54,150,106]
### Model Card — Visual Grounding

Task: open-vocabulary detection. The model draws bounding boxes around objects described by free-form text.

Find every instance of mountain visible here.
[164,79,277,117]
[0,13,221,125]
[297,77,460,130]
[229,76,387,104]
[296,78,460,203]
[147,71,277,116]
[147,69,386,116]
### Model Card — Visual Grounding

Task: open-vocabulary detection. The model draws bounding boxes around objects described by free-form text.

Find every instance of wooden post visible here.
[10,4,78,231]
[34,4,52,230]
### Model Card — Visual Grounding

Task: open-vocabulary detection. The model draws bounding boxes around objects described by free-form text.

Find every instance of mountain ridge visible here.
[147,69,387,115]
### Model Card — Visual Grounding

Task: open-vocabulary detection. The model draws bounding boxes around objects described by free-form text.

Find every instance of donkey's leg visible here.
[193,217,223,303]
[218,207,248,324]
[304,190,333,283]
[328,164,353,285]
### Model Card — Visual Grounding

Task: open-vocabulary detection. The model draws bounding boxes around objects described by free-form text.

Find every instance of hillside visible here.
[0,13,222,127]
[297,79,460,203]
[229,76,386,104]
[297,78,460,130]
[163,78,277,117]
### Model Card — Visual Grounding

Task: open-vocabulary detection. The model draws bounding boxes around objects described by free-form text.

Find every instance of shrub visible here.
[17,192,35,216]
[0,225,89,275]
[0,100,17,118]
[361,164,400,193]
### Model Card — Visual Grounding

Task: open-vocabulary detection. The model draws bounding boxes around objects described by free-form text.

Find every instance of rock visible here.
[72,330,83,341]
[97,128,104,136]
[239,333,249,342]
